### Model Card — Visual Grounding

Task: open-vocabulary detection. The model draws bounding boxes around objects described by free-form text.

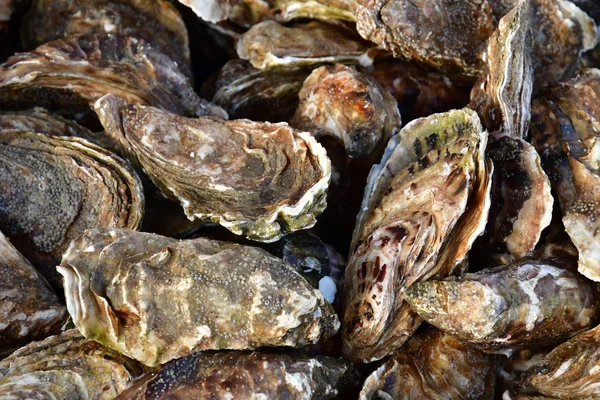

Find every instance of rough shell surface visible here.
[58,228,339,367]
[404,258,599,354]
[94,94,330,242]
[0,130,144,288]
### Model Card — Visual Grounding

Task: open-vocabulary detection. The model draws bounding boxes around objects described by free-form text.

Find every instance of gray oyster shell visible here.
[116,351,357,400]
[0,230,67,356]
[22,0,192,79]
[342,108,491,362]
[404,259,599,354]
[0,330,144,400]
[94,94,330,242]
[58,228,340,367]
[0,130,144,288]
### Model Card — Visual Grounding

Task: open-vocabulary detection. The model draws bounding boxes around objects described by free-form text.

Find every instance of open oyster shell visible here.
[237,20,375,70]
[291,64,401,160]
[0,130,144,288]
[531,68,600,281]
[0,329,144,400]
[58,228,339,367]
[0,33,225,121]
[404,259,599,354]
[22,0,192,79]
[95,94,330,242]
[0,230,66,356]
[116,351,357,400]
[359,328,495,400]
[342,108,491,362]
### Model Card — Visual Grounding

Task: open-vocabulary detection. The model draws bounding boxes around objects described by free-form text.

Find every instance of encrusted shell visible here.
[404,259,599,354]
[116,351,357,400]
[342,108,491,362]
[22,0,191,78]
[0,330,144,400]
[0,230,66,356]
[291,64,401,160]
[58,228,339,367]
[94,94,330,242]
[0,130,144,288]
[359,328,495,400]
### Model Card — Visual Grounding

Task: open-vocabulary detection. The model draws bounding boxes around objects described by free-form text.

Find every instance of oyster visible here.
[530,68,600,281]
[0,329,144,399]
[58,228,339,367]
[342,108,491,362]
[22,0,192,79]
[211,59,313,122]
[237,20,375,70]
[94,94,330,242]
[571,0,600,24]
[0,130,144,288]
[0,34,225,121]
[362,59,470,124]
[0,230,66,356]
[404,259,599,354]
[291,64,401,160]
[521,323,600,399]
[116,351,357,399]
[359,328,495,400]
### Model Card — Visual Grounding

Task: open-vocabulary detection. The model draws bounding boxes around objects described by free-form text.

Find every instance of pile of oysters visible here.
[2,0,600,398]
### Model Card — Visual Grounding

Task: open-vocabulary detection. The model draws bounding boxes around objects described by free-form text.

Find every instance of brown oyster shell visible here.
[211,59,313,122]
[359,328,495,400]
[342,108,491,362]
[0,230,66,356]
[94,94,330,242]
[22,0,192,79]
[0,130,144,288]
[116,351,357,400]
[237,20,375,70]
[0,329,144,400]
[0,33,225,121]
[531,68,600,281]
[404,258,599,354]
[291,64,401,160]
[58,228,340,367]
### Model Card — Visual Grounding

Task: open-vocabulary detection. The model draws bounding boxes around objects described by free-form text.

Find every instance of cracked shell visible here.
[342,108,491,362]
[291,64,401,160]
[0,329,144,400]
[359,328,495,400]
[404,258,599,354]
[58,228,339,367]
[0,130,144,289]
[0,230,67,357]
[22,0,192,79]
[237,20,376,70]
[531,68,600,282]
[116,351,357,400]
[94,93,330,242]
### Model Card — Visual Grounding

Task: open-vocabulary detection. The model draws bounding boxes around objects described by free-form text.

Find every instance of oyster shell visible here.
[530,68,600,281]
[521,323,600,399]
[58,228,339,367]
[0,329,144,400]
[94,94,330,242]
[211,59,313,122]
[570,0,600,24]
[0,130,144,288]
[116,351,357,399]
[404,259,599,354]
[0,34,225,121]
[22,0,192,79]
[342,108,491,362]
[237,20,375,70]
[0,230,66,356]
[359,328,495,400]
[291,64,401,160]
